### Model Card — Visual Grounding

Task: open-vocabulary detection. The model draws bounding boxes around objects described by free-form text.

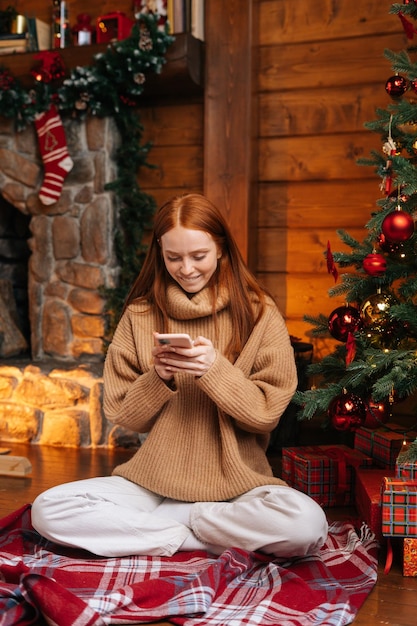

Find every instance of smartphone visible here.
[156,333,193,348]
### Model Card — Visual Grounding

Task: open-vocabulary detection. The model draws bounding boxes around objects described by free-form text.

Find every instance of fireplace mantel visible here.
[0,34,204,98]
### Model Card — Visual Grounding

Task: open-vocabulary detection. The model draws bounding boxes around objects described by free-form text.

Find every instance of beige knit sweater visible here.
[103,283,297,501]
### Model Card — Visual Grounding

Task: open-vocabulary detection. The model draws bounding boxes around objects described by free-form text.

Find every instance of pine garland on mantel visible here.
[0,12,174,341]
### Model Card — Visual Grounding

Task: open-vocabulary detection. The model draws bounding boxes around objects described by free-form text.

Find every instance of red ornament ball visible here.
[385,75,409,97]
[328,305,362,342]
[328,392,367,431]
[363,253,387,276]
[364,398,389,429]
[382,210,414,242]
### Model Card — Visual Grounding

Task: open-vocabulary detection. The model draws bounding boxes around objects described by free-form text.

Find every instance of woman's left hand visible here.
[155,335,216,377]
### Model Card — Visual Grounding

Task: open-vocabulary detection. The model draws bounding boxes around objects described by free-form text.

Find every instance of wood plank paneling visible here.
[258,33,404,93]
[259,85,392,138]
[257,228,367,273]
[139,104,204,146]
[137,145,203,189]
[259,0,401,45]
[258,132,380,181]
[256,0,404,345]
[258,180,381,229]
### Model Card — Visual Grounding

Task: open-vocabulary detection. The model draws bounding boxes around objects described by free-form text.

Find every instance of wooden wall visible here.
[256,0,405,358]
[1,0,408,360]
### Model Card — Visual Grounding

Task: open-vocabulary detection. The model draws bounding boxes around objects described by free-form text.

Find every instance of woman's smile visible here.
[160,226,221,293]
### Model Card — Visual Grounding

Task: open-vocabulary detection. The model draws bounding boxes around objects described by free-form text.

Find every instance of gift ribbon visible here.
[321,447,349,497]
[384,538,393,575]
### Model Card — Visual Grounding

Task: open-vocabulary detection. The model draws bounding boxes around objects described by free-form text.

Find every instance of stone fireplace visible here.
[0,114,137,448]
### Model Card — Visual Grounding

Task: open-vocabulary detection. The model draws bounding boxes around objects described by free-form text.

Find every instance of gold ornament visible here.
[360,292,395,327]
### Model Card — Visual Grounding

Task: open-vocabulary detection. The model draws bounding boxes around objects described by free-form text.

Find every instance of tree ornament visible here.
[382,133,397,195]
[385,74,409,97]
[360,291,394,327]
[328,305,362,342]
[328,390,366,431]
[382,209,414,242]
[363,252,387,276]
[364,398,390,429]
[378,232,404,254]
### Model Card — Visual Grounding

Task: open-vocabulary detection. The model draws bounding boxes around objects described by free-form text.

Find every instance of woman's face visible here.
[160,226,221,293]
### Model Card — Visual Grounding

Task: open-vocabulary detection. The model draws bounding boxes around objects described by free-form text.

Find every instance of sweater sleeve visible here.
[103,312,176,432]
[196,304,297,434]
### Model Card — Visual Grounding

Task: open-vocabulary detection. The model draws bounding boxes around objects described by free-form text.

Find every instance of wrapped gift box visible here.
[381,476,417,537]
[281,444,373,507]
[355,469,388,541]
[354,423,414,469]
[396,460,417,480]
[403,537,417,576]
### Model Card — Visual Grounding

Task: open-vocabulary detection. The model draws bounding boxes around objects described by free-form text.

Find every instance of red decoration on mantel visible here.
[0,69,15,91]
[30,51,66,84]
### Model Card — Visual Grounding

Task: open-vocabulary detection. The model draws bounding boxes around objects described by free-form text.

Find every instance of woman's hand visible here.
[152,334,216,379]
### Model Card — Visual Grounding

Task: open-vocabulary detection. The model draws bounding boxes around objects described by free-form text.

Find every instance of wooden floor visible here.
[1,442,417,625]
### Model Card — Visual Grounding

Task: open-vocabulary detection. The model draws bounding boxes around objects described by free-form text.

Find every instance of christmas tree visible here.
[294,2,417,452]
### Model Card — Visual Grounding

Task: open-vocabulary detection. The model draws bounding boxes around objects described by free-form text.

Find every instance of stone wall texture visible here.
[0,115,120,361]
[0,115,135,447]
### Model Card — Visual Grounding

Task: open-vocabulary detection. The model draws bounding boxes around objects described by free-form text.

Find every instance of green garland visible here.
[0,13,174,342]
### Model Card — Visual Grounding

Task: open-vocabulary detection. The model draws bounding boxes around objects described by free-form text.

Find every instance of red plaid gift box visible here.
[403,537,417,576]
[354,423,413,469]
[396,460,417,480]
[381,476,417,537]
[281,444,373,507]
[355,469,388,541]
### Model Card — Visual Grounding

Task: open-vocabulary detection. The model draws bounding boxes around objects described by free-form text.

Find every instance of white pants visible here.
[31,476,328,558]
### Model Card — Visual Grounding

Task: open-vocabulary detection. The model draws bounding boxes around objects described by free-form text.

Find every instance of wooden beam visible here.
[203,0,258,267]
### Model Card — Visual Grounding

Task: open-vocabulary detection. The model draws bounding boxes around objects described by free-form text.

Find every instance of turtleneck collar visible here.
[165,283,230,321]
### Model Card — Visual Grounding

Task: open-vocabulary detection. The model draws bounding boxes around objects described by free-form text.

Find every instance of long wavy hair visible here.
[123,193,267,359]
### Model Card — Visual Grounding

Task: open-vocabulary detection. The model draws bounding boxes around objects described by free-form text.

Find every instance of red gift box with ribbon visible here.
[281,445,373,507]
[354,423,415,469]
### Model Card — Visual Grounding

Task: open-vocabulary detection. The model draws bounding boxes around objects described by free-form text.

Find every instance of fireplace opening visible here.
[0,194,31,357]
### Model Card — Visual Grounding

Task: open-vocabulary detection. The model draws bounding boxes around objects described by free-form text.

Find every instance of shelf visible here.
[0,33,204,96]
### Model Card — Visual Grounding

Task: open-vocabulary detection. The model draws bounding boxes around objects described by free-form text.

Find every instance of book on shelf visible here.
[26,17,51,51]
[149,0,204,39]
[0,33,27,54]
[191,0,204,41]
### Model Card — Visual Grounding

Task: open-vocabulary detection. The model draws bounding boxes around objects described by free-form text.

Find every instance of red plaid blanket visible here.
[0,505,377,626]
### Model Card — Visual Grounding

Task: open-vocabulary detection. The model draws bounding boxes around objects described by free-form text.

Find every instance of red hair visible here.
[123,194,267,359]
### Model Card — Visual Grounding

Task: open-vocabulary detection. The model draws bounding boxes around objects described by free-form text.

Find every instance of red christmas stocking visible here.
[34,104,74,205]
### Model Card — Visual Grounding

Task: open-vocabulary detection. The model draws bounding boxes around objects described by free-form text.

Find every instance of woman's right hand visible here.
[152,343,176,381]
